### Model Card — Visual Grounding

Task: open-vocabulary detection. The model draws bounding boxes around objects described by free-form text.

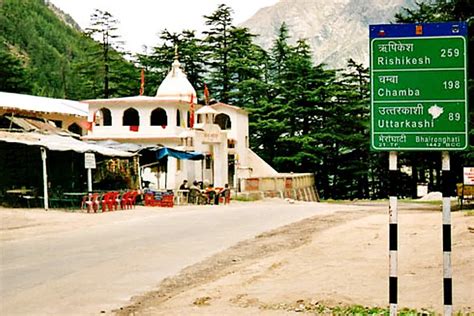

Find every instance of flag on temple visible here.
[79,120,93,131]
[189,94,195,128]
[129,125,139,132]
[86,121,93,131]
[204,84,209,105]
[139,69,145,96]
[79,110,97,131]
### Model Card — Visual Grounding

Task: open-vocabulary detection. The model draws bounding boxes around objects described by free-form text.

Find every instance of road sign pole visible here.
[40,147,49,211]
[441,151,452,316]
[388,151,398,316]
[84,152,96,192]
[87,168,93,192]
[370,22,468,312]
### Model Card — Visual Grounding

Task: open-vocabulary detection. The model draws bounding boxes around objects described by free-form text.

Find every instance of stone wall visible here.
[237,173,319,202]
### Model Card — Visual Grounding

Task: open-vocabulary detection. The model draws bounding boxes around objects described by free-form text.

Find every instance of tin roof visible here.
[0,131,134,157]
[0,92,88,117]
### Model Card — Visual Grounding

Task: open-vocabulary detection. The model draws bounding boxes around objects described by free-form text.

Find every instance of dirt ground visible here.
[1,201,473,315]
[113,202,473,316]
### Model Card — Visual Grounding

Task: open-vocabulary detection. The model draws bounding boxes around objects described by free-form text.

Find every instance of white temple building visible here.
[82,58,278,190]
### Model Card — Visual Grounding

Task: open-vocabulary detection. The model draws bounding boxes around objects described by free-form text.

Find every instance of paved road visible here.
[0,201,363,315]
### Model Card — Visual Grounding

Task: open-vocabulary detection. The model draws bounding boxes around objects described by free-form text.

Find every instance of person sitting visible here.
[188,180,203,204]
[179,180,188,190]
[219,184,230,204]
[179,179,189,200]
[205,183,219,205]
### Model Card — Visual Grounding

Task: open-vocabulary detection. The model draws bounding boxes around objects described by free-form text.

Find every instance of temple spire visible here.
[155,45,196,101]
[171,45,180,76]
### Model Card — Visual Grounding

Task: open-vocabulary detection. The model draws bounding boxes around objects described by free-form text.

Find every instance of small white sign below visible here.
[463,167,474,185]
[84,152,96,169]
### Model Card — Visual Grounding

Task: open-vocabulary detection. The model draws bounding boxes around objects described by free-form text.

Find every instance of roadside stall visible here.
[0,130,134,210]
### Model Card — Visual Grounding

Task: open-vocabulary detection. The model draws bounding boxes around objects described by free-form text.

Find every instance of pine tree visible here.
[177,30,205,93]
[395,0,474,193]
[202,4,234,103]
[85,9,122,98]
[227,27,267,106]
[0,42,32,93]
[138,29,205,97]
[330,59,371,199]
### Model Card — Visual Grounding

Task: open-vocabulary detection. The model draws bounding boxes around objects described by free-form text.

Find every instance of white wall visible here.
[87,100,192,139]
[86,99,278,190]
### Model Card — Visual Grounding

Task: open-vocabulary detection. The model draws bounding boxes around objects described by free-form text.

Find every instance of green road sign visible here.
[370,23,469,151]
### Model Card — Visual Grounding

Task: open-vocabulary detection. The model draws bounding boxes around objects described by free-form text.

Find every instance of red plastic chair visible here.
[84,193,100,213]
[121,191,131,209]
[110,191,120,210]
[101,192,114,212]
[128,191,138,208]
[81,194,89,211]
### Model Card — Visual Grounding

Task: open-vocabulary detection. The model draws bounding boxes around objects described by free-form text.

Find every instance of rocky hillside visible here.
[46,0,83,32]
[241,0,417,69]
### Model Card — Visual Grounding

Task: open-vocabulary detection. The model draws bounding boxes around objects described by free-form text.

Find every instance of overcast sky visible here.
[49,0,278,54]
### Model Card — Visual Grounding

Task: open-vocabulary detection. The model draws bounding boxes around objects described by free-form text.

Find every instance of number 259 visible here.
[440,48,460,58]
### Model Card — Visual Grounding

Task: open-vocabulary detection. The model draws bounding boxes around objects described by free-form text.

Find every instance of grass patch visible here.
[233,195,260,202]
[260,300,437,315]
[320,199,348,204]
[319,199,386,204]
[320,198,452,206]
[465,210,474,216]
[400,199,443,205]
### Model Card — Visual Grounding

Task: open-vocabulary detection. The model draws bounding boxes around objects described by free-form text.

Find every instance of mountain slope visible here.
[0,0,138,99]
[241,0,417,68]
[46,0,83,32]
[0,0,86,97]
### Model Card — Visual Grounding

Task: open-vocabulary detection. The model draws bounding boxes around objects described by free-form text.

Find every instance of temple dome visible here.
[156,59,197,102]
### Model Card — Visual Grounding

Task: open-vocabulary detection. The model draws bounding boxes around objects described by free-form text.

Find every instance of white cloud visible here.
[49,0,278,54]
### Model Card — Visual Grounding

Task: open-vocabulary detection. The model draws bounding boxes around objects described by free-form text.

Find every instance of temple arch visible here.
[176,109,181,127]
[123,108,140,126]
[150,107,167,126]
[215,113,231,130]
[96,107,112,126]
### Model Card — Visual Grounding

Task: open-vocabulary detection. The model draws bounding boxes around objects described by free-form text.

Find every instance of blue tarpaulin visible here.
[156,147,204,161]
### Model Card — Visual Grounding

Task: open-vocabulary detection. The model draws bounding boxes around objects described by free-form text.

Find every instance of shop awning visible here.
[0,131,134,157]
[0,92,88,117]
[156,147,204,161]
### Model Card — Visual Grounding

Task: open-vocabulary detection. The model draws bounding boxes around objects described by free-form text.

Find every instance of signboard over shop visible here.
[370,22,469,151]
[84,152,96,169]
